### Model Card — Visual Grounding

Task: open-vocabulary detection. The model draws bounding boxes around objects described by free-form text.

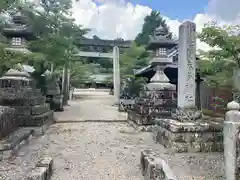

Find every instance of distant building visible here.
[81,74,112,89]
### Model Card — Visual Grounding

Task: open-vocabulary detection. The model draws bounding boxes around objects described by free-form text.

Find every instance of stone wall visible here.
[0,106,16,139]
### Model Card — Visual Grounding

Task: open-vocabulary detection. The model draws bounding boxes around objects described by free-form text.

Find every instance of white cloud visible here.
[72,0,240,50]
[72,0,151,40]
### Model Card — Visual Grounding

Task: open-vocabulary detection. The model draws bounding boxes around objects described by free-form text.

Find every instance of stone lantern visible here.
[3,11,35,53]
[146,26,177,91]
[127,26,178,125]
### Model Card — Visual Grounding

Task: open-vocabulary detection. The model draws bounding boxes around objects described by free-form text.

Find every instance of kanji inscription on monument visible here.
[177,21,196,108]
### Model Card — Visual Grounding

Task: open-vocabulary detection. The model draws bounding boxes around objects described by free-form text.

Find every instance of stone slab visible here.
[153,124,223,153]
[154,118,223,132]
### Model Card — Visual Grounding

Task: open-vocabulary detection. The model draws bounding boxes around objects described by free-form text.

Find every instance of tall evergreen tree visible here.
[135,10,172,46]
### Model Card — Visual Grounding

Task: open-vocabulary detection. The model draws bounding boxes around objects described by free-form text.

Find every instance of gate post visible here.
[113,46,120,104]
[224,101,240,180]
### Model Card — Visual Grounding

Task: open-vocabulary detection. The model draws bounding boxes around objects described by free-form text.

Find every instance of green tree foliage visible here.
[120,75,147,98]
[21,0,90,68]
[0,0,91,89]
[198,23,240,87]
[198,23,240,67]
[120,43,148,75]
[70,61,93,87]
[0,0,16,12]
[135,10,172,46]
[198,54,235,87]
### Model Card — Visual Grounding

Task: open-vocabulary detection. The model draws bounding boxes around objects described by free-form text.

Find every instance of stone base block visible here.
[127,110,151,125]
[19,110,54,127]
[1,96,45,106]
[140,149,177,180]
[153,119,223,153]
[11,105,31,116]
[172,107,202,122]
[31,103,51,115]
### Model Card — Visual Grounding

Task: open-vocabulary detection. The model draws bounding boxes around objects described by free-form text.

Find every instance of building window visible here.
[12,37,22,46]
[157,48,166,56]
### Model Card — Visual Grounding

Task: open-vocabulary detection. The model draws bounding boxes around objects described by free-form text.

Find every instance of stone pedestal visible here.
[150,21,220,153]
[153,118,223,152]
[0,69,54,128]
[127,89,177,126]
[173,107,202,122]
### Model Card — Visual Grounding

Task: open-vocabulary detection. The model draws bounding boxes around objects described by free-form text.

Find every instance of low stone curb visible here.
[0,129,34,161]
[140,149,178,180]
[28,156,53,180]
[0,117,54,161]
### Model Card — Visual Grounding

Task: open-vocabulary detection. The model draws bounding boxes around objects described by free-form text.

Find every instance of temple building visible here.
[2,11,35,53]
[81,74,113,89]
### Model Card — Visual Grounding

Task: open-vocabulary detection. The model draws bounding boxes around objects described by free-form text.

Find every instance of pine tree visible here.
[135,10,172,46]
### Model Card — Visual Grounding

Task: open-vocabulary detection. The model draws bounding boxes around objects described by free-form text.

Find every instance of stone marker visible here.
[176,21,201,121]
[178,21,196,108]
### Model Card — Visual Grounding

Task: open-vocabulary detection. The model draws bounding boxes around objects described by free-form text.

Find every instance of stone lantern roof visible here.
[12,11,28,25]
[3,11,34,40]
[0,69,31,81]
[146,26,177,50]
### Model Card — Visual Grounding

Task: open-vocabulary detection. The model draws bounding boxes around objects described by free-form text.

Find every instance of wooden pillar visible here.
[62,63,69,105]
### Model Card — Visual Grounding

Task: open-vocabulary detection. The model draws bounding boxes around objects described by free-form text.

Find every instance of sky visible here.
[71,0,240,50]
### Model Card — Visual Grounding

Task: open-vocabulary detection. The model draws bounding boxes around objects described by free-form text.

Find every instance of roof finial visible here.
[154,25,168,38]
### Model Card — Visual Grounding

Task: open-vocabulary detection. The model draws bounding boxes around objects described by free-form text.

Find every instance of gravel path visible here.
[0,92,224,180]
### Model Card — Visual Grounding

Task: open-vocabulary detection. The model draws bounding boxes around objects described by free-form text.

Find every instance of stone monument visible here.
[153,21,223,152]
[175,21,202,121]
[128,26,177,126]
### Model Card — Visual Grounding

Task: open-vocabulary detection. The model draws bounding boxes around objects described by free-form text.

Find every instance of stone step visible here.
[140,149,177,180]
[28,156,53,180]
[0,128,34,160]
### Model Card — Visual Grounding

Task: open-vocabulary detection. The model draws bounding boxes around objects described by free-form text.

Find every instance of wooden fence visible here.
[200,82,233,114]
